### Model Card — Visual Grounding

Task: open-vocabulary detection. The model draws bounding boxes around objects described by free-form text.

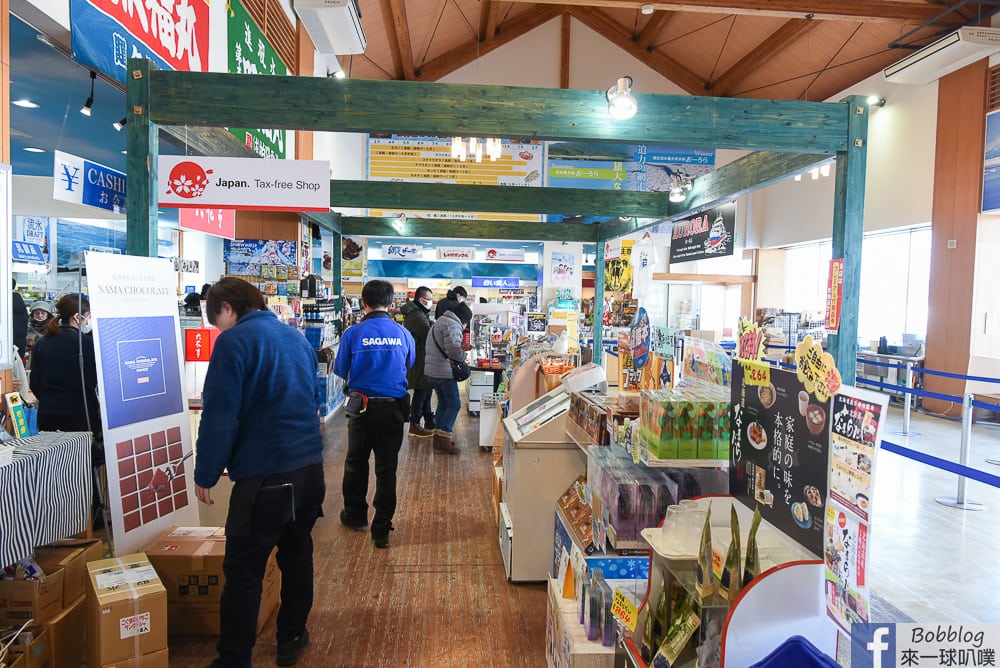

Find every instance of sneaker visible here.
[372,526,394,549]
[276,630,309,666]
[408,423,434,438]
[339,509,367,531]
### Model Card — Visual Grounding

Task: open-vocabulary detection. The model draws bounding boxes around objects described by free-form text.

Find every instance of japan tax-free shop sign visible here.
[86,253,198,555]
[159,156,330,211]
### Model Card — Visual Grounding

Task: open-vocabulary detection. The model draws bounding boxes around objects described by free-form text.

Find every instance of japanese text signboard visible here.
[730,364,830,557]
[70,0,209,83]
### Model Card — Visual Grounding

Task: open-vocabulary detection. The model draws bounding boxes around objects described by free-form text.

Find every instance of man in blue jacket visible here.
[334,279,415,549]
[195,278,325,668]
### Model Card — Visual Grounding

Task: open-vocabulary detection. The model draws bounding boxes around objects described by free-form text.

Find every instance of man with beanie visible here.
[400,286,435,437]
[335,280,415,548]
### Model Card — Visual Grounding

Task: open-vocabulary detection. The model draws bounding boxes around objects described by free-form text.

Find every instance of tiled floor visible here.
[868,401,1000,623]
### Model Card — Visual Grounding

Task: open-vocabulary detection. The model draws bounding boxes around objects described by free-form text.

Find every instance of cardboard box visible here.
[0,569,65,625]
[86,553,167,667]
[35,539,104,606]
[144,526,279,636]
[99,647,168,668]
[45,593,86,668]
[8,627,52,668]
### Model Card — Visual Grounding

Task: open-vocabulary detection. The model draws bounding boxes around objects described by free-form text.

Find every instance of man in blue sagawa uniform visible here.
[334,279,415,549]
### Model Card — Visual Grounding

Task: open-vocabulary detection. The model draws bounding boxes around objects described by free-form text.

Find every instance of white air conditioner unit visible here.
[294,0,367,56]
[884,27,1000,85]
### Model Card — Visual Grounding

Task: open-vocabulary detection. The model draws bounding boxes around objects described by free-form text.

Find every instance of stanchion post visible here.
[903,361,913,435]
[936,393,985,510]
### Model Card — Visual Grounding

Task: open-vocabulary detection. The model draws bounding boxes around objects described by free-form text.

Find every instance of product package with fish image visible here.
[720,504,741,600]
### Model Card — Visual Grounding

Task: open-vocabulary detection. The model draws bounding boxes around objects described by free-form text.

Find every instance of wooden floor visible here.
[169,407,547,667]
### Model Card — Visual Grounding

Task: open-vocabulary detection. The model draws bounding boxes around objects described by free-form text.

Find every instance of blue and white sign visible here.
[382,243,422,259]
[472,277,520,289]
[11,241,45,263]
[53,150,126,214]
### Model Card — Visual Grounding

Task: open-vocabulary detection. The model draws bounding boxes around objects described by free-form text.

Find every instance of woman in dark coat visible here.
[400,286,435,437]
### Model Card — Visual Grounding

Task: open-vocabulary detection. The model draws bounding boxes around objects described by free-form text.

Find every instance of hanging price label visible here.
[611,589,638,632]
[742,360,771,387]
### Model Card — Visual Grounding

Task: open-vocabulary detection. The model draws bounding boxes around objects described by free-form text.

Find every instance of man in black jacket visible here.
[434,285,467,319]
[11,280,27,360]
[400,287,435,437]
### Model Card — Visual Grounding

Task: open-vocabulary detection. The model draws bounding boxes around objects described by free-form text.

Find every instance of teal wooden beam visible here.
[827,96,869,385]
[125,58,158,257]
[341,217,598,243]
[592,241,605,366]
[147,70,848,153]
[332,230,342,303]
[333,181,667,219]
[302,211,342,234]
[597,150,826,241]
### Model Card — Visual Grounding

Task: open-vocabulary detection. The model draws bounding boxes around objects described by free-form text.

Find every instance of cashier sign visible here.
[158,156,330,211]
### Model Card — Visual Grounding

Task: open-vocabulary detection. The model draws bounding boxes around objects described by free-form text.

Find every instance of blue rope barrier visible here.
[919,367,1000,383]
[855,377,964,405]
[972,398,1000,412]
[881,440,1000,489]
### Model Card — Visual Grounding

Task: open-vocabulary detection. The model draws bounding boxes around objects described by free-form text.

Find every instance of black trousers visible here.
[342,396,407,537]
[410,387,435,427]
[218,462,326,667]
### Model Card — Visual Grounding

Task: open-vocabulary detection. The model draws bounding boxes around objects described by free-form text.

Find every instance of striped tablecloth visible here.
[0,431,91,568]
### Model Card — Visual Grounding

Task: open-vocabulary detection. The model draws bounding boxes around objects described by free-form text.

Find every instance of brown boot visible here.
[432,430,460,455]
[408,423,434,438]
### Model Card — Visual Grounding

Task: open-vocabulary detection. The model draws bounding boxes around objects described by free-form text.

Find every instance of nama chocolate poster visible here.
[669,202,736,264]
[730,364,831,557]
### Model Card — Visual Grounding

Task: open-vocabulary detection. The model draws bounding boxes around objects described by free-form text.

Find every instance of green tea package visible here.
[651,584,701,668]
[653,579,669,644]
[720,504,741,600]
[742,506,763,588]
[641,602,657,663]
[694,502,714,598]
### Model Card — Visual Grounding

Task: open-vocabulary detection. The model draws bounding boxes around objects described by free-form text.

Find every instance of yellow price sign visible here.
[742,360,771,387]
[611,589,638,632]
[795,335,842,401]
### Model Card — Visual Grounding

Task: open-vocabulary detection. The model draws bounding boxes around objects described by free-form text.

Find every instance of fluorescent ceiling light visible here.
[23,147,45,153]
[13,99,39,108]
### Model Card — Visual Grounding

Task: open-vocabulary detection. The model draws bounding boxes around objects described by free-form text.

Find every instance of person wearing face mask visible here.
[24,300,54,368]
[434,285,467,319]
[400,286,436,438]
[29,294,101,434]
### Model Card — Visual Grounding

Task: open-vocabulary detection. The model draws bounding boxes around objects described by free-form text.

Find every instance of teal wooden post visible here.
[125,58,159,257]
[332,229,342,303]
[592,241,605,366]
[828,95,869,386]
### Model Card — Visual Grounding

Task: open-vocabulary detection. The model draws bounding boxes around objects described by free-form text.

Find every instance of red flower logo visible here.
[165,162,213,199]
[487,249,498,259]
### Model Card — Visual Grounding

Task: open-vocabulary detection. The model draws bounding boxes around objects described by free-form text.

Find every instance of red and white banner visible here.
[158,156,330,211]
[437,246,474,261]
[179,208,236,240]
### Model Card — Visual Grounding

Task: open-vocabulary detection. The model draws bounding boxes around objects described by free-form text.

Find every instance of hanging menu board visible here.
[730,364,830,557]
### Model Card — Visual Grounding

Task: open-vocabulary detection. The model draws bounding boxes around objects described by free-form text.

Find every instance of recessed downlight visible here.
[13,99,40,109]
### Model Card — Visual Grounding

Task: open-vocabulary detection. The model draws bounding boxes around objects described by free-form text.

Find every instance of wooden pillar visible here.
[125,58,159,257]
[1,0,10,165]
[923,61,988,416]
[295,23,314,160]
[592,240,605,365]
[827,95,869,386]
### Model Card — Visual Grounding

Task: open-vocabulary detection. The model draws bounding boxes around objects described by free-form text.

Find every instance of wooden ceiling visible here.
[339,0,998,100]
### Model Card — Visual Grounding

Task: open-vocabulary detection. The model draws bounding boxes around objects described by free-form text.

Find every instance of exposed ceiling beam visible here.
[148,69,849,152]
[386,0,416,80]
[708,18,819,96]
[508,0,950,23]
[635,10,674,51]
[415,5,561,81]
[341,216,598,242]
[482,0,503,41]
[561,13,571,88]
[379,0,403,78]
[567,6,705,95]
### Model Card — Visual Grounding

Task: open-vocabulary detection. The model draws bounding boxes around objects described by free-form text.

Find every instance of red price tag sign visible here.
[611,589,638,632]
[742,360,771,387]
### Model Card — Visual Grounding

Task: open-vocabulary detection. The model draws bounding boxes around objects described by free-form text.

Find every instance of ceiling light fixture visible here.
[668,174,693,203]
[80,70,96,116]
[23,147,45,153]
[640,4,654,14]
[607,76,637,120]
[450,136,502,162]
[867,95,886,107]
[13,99,39,109]
[113,116,128,131]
